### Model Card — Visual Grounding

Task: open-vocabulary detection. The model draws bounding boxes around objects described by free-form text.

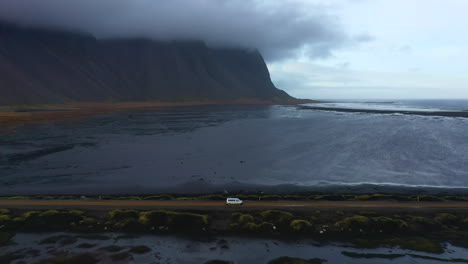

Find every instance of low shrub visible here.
[313,195,349,201]
[171,212,209,228]
[242,222,258,231]
[198,195,225,200]
[354,195,372,201]
[22,210,85,230]
[0,214,11,223]
[143,195,174,200]
[0,209,10,214]
[260,195,283,200]
[236,195,260,200]
[358,211,377,216]
[138,210,208,230]
[260,210,293,227]
[354,194,412,201]
[257,222,276,232]
[238,214,255,225]
[108,210,139,221]
[290,219,312,232]
[80,217,98,226]
[114,196,142,200]
[434,213,457,225]
[231,212,243,222]
[407,216,430,225]
[371,217,408,233]
[139,210,173,226]
[389,237,443,254]
[335,211,345,216]
[335,215,370,231]
[442,196,468,201]
[283,195,308,200]
[416,195,444,202]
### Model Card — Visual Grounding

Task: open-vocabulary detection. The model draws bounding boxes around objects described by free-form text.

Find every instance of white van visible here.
[226,197,243,205]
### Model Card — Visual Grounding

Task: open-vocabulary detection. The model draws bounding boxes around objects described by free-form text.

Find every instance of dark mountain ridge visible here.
[0,21,294,105]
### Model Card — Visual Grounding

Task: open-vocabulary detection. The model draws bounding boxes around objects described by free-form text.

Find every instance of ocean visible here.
[1,100,468,195]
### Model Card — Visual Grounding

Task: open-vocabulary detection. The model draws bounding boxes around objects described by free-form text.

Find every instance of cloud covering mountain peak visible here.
[0,0,366,61]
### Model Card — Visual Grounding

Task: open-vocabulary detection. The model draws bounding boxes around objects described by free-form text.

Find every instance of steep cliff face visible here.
[0,22,293,105]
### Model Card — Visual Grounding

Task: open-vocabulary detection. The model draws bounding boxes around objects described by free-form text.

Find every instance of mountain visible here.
[0,21,294,105]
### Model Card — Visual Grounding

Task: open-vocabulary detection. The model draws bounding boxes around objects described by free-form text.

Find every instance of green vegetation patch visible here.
[22,210,85,230]
[443,196,468,202]
[313,194,350,201]
[143,195,174,200]
[0,214,11,222]
[357,194,413,201]
[434,213,458,225]
[415,195,445,202]
[290,219,313,232]
[107,210,140,230]
[260,210,293,226]
[389,237,443,254]
[256,195,283,200]
[138,210,209,230]
[335,215,370,231]
[371,216,408,233]
[108,210,139,221]
[335,215,408,233]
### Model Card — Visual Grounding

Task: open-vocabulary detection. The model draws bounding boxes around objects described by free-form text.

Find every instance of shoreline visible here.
[2,182,468,196]
[0,201,467,256]
[0,99,315,134]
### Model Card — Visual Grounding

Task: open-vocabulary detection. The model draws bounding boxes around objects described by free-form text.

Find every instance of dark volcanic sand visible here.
[1,104,468,195]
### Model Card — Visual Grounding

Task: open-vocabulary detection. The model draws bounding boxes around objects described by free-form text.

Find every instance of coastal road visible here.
[0,200,467,211]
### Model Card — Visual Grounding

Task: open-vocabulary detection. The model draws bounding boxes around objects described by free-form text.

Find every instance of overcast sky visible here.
[269,0,468,99]
[0,0,467,99]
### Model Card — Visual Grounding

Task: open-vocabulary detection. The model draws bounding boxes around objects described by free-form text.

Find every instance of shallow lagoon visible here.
[1,102,468,195]
[3,232,468,264]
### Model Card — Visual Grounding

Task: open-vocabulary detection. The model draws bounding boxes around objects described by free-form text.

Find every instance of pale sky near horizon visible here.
[268,0,468,100]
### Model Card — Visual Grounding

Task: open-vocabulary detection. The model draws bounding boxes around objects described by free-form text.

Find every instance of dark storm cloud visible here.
[0,0,367,61]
